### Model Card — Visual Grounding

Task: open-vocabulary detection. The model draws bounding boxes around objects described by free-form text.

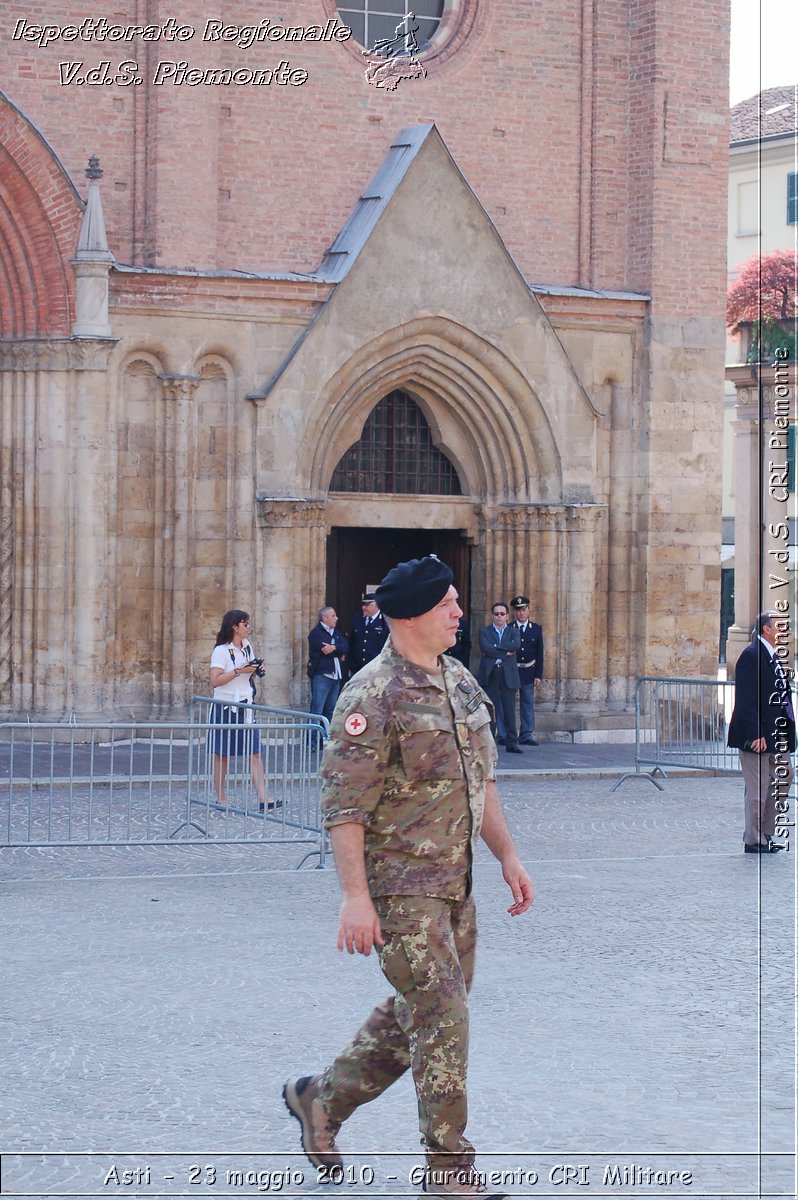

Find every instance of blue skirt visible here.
[208,702,262,756]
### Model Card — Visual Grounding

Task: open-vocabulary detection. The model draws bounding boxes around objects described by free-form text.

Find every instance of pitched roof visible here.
[316,124,434,283]
[730,85,797,144]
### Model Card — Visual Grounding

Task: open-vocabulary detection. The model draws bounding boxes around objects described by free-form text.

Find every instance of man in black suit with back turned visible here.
[477,601,523,753]
[727,611,795,853]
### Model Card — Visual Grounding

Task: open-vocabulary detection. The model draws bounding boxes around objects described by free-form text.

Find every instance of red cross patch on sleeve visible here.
[344,712,368,737]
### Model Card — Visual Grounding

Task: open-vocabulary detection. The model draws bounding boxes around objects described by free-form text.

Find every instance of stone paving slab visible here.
[1,775,795,1199]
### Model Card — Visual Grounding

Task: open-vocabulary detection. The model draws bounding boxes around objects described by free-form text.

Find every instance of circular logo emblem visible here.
[344,712,368,737]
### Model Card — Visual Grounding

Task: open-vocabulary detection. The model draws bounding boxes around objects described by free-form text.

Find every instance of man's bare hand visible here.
[337,895,384,955]
[502,857,535,916]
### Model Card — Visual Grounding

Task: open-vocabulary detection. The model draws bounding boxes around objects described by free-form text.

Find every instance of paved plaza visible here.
[1,767,795,1199]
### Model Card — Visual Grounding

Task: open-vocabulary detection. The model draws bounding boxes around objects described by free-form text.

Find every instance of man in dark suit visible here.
[347,593,389,676]
[308,606,349,728]
[446,615,472,669]
[477,601,523,753]
[727,611,795,853]
[510,595,544,745]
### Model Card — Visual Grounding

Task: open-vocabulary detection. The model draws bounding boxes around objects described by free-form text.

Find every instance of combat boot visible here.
[422,1171,509,1199]
[282,1075,343,1170]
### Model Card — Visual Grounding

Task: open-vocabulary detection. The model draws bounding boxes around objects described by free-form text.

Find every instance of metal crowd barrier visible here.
[0,698,330,865]
[612,676,740,791]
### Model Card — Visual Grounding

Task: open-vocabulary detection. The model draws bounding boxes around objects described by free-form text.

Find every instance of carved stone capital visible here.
[158,373,201,401]
[0,337,117,372]
[728,362,798,422]
[564,504,606,533]
[478,502,607,534]
[256,496,327,528]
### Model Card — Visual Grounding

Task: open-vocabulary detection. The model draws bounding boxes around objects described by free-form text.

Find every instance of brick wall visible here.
[0,0,729,302]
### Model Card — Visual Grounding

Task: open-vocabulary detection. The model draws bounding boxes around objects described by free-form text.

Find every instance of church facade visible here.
[0,1,729,727]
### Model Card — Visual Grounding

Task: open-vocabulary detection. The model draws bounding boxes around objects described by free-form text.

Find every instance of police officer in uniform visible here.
[284,557,534,1198]
[347,592,389,676]
[510,596,544,746]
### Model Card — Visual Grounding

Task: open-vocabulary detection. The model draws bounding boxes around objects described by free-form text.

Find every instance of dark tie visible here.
[772,654,795,722]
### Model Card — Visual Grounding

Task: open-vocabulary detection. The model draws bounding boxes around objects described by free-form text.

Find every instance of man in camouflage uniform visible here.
[284,556,534,1198]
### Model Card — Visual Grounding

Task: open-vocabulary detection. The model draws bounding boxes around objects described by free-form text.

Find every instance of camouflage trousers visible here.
[317,894,477,1171]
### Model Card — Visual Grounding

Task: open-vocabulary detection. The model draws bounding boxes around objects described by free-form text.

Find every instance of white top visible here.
[211,640,255,702]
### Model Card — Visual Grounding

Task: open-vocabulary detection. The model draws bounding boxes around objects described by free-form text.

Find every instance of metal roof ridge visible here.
[112,263,323,282]
[530,283,651,302]
[315,123,436,283]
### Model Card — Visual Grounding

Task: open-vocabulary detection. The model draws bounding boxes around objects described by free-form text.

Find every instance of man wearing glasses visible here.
[510,596,544,746]
[477,603,522,754]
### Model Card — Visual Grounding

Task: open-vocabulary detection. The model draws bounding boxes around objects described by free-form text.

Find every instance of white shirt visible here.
[211,640,254,702]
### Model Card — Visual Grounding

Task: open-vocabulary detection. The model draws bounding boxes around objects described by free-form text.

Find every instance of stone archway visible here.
[305,316,563,504]
[0,98,94,715]
[254,320,612,712]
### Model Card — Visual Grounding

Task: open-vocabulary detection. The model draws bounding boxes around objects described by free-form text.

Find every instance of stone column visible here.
[564,503,608,703]
[725,385,760,669]
[158,374,200,714]
[69,339,118,717]
[726,363,798,670]
[255,498,327,708]
[477,502,609,714]
[532,506,568,710]
[0,367,15,709]
[0,339,116,718]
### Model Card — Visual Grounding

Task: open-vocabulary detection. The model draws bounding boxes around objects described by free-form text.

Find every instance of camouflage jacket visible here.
[320,640,496,900]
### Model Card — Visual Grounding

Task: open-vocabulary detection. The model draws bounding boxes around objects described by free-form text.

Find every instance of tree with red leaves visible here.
[727,249,797,362]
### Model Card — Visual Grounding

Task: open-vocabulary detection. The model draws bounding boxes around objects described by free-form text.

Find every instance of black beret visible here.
[376,555,454,619]
[511,595,530,608]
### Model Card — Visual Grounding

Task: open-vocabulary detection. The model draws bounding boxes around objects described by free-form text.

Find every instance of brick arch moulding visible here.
[0,91,83,337]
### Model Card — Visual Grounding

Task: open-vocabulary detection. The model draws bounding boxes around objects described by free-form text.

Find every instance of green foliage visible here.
[744,317,797,364]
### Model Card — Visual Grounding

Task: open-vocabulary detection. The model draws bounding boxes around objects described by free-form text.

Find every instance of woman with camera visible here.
[209,608,271,811]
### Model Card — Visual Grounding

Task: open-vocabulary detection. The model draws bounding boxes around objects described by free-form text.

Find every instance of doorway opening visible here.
[326,527,472,637]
